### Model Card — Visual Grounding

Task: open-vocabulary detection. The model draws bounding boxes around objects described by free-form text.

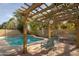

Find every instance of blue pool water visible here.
[0,35,42,46]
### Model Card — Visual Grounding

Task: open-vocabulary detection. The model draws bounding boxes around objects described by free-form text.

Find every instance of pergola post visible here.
[23,15,28,54]
[48,23,51,39]
[75,19,79,48]
[18,3,43,54]
[74,4,79,48]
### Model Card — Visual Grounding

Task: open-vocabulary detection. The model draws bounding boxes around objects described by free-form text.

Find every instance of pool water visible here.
[0,35,42,46]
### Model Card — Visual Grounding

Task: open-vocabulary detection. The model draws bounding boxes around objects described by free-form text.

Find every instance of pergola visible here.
[17,3,79,54]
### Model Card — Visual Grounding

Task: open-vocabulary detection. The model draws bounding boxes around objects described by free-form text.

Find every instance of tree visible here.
[14,11,24,33]
[0,25,2,29]
[1,22,7,29]
[14,11,28,54]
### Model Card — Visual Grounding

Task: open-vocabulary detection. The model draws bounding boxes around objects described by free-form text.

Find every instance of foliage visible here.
[13,11,24,33]
[59,22,75,32]
[29,21,40,34]
[17,20,24,33]
[0,25,2,29]
[1,22,7,29]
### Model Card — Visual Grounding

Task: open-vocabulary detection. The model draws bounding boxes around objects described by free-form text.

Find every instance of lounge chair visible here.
[41,35,59,51]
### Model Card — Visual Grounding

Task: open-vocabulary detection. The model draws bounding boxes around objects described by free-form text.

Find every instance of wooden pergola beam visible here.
[39,13,75,22]
[30,4,66,18]
[34,4,77,20]
[37,8,78,23]
[24,3,31,7]
[19,3,43,15]
[24,3,37,14]
[35,9,78,22]
[24,3,43,14]
[29,4,54,17]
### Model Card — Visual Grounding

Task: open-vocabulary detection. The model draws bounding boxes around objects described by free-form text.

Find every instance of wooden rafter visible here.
[18,3,43,16]
[24,3,43,14]
[34,4,78,21]
[29,4,54,17]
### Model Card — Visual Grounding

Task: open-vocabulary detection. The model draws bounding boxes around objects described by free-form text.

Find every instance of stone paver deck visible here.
[0,39,79,56]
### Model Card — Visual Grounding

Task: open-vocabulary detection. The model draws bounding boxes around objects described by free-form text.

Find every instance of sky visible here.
[0,3,52,25]
[0,3,24,25]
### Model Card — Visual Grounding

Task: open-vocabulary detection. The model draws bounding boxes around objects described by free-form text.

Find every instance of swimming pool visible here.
[0,35,43,46]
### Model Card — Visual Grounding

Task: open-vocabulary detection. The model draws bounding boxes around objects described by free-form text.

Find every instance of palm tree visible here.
[14,11,24,33]
[14,11,28,54]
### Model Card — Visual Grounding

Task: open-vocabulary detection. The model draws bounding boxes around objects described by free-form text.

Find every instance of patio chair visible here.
[41,35,59,51]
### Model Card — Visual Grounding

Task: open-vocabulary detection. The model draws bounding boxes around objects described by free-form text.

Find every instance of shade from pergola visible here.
[17,3,79,54]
